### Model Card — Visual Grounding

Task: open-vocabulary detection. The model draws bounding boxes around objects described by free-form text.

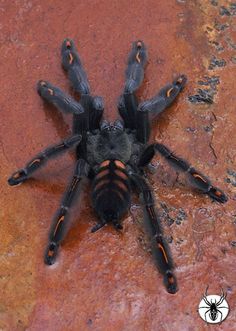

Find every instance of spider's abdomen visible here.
[92,159,131,222]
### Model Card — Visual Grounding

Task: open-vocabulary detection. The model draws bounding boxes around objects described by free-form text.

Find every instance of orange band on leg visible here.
[158,243,169,264]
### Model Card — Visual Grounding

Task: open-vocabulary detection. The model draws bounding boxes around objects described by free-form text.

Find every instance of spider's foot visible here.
[61,38,75,52]
[163,270,178,294]
[124,40,147,94]
[37,80,55,97]
[44,242,59,265]
[61,38,77,69]
[207,186,228,203]
[173,74,187,91]
[8,169,28,186]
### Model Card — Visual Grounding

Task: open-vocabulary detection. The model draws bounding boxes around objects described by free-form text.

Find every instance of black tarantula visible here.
[8,39,227,294]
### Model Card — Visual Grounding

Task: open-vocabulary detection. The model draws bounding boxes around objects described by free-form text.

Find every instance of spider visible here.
[198,287,229,323]
[8,39,227,294]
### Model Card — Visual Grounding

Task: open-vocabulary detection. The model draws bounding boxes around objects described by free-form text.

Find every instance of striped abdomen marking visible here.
[92,160,130,220]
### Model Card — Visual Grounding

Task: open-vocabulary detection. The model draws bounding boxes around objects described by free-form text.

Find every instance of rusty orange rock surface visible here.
[1,0,235,330]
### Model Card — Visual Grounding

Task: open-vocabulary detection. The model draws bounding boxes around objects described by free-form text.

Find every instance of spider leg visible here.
[135,75,186,144]
[87,95,104,131]
[37,80,84,115]
[216,297,225,306]
[201,285,213,306]
[130,172,177,294]
[36,80,101,172]
[134,75,186,144]
[124,40,148,94]
[138,144,156,167]
[61,38,104,132]
[72,94,104,134]
[118,41,148,131]
[204,308,211,323]
[61,38,90,95]
[138,75,187,118]
[139,144,228,203]
[45,159,89,265]
[119,94,150,144]
[218,310,223,323]
[203,295,212,306]
[216,288,227,306]
[8,135,82,186]
[37,79,91,148]
[37,80,103,133]
[38,39,104,159]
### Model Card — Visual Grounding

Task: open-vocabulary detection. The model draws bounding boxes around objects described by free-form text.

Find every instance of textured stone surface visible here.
[1,0,235,330]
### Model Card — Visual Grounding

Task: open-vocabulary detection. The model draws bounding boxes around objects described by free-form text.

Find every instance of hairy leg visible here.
[45,159,89,265]
[138,75,187,116]
[139,143,227,203]
[130,172,178,294]
[8,135,81,186]
[61,39,104,134]
[37,80,84,115]
[118,41,148,131]
[61,38,90,94]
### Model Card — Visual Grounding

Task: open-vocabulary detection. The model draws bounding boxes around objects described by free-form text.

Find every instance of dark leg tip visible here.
[44,242,58,265]
[61,38,75,52]
[37,80,47,95]
[208,187,228,203]
[8,176,17,186]
[44,255,55,266]
[174,74,187,91]
[133,40,145,50]
[37,80,55,98]
[8,169,27,186]
[164,271,178,294]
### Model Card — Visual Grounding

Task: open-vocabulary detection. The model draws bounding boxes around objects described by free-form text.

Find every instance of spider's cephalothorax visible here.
[8,39,228,294]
